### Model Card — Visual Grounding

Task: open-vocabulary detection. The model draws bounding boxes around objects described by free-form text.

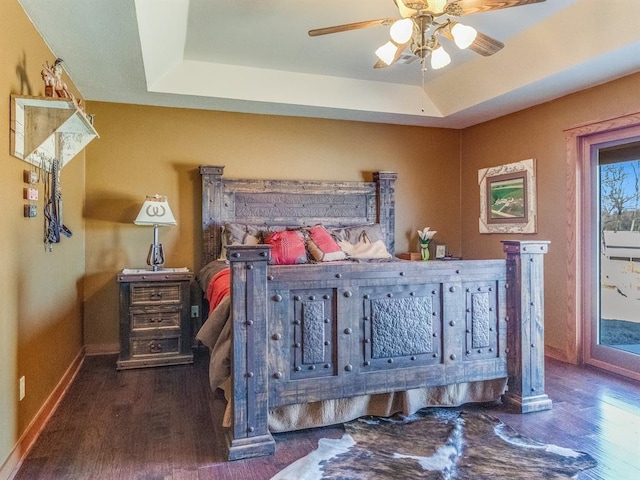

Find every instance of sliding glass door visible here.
[594,142,640,376]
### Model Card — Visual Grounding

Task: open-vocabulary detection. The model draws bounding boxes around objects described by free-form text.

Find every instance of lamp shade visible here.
[429,0,447,14]
[451,23,477,50]
[430,46,451,69]
[375,41,399,66]
[134,195,177,226]
[390,18,413,44]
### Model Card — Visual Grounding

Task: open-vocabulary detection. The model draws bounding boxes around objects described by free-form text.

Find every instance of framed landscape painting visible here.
[478,159,537,234]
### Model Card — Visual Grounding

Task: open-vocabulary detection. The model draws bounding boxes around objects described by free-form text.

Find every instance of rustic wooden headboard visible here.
[199,166,398,265]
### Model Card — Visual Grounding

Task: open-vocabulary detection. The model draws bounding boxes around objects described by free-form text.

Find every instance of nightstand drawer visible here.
[130,283,182,306]
[131,309,181,330]
[117,270,194,370]
[131,336,180,357]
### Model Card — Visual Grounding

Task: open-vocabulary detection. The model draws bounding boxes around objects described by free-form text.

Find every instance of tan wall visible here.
[83,102,462,348]
[460,71,640,361]
[0,0,86,471]
[9,0,640,470]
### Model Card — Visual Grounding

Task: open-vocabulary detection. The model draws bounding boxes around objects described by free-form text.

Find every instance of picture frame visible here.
[435,244,446,259]
[478,158,536,234]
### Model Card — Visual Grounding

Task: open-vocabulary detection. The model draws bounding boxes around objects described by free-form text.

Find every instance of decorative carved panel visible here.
[302,301,325,364]
[471,292,491,349]
[234,193,368,220]
[371,297,434,358]
[362,286,442,371]
[290,289,336,379]
[464,282,499,360]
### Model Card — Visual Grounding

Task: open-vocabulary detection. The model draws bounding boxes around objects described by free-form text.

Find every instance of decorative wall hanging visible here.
[478,158,537,234]
[10,94,98,173]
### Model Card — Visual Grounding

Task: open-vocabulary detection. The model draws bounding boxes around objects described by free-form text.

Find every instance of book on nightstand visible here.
[396,252,422,261]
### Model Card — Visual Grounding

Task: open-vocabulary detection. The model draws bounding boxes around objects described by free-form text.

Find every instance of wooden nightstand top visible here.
[117,267,194,283]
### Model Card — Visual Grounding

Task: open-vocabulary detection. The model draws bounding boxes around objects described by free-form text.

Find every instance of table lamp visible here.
[134,194,176,271]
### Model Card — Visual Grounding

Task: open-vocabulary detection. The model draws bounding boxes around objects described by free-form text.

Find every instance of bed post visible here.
[374,171,397,255]
[199,165,225,265]
[226,244,275,460]
[502,240,552,413]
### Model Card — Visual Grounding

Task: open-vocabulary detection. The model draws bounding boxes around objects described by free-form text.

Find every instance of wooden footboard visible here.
[225,240,550,460]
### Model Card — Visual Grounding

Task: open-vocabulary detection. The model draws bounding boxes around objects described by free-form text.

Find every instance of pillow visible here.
[265,230,308,265]
[306,225,347,262]
[331,224,392,259]
[224,223,263,247]
[221,223,289,260]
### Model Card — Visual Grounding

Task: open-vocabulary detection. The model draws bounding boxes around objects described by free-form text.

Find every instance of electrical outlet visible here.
[24,187,38,200]
[19,376,25,401]
[23,170,38,184]
[24,204,37,217]
[191,305,199,318]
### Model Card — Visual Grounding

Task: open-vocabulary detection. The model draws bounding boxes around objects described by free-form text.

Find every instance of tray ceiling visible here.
[18,0,640,128]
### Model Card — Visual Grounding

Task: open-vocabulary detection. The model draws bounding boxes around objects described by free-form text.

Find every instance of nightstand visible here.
[116,268,194,370]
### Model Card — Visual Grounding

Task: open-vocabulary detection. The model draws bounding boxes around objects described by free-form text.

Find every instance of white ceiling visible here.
[17,0,640,128]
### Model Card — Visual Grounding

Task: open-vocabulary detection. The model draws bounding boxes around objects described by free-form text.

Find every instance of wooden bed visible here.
[198,165,551,461]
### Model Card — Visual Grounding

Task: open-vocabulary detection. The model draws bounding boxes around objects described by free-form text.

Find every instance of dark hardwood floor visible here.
[13,351,640,480]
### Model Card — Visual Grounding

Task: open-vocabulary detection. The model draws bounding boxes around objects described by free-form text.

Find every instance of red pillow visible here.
[265,230,307,265]
[307,225,347,262]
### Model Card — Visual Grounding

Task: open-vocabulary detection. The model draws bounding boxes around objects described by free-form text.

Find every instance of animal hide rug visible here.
[270,408,597,480]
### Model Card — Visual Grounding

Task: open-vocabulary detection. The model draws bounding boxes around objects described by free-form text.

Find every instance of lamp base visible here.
[146,242,165,271]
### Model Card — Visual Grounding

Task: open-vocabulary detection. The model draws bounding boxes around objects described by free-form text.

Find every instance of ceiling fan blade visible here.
[467,31,504,56]
[440,22,504,56]
[446,0,546,16]
[308,18,394,37]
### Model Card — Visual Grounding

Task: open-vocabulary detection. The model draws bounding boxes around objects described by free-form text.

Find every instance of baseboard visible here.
[84,342,119,356]
[0,348,85,480]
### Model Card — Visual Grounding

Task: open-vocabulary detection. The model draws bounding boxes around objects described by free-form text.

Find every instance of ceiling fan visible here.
[308,0,547,71]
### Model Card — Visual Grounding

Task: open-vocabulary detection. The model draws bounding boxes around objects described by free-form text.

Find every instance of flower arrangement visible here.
[417,227,437,261]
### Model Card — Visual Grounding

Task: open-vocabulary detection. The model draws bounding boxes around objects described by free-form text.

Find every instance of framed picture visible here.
[478,158,536,234]
[435,245,446,259]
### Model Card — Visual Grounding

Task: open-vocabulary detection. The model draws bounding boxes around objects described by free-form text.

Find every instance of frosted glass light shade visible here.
[430,46,451,69]
[390,18,413,44]
[375,41,398,65]
[134,195,177,226]
[428,0,448,14]
[451,23,477,49]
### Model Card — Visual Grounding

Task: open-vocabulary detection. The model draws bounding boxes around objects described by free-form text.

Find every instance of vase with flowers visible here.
[418,227,437,261]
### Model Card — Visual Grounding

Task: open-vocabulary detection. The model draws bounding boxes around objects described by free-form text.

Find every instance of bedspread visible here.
[196,274,507,433]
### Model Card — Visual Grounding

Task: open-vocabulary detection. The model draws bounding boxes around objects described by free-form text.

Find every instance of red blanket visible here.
[207,267,230,310]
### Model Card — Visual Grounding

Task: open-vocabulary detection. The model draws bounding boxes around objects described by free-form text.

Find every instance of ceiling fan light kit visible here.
[430,45,451,69]
[390,18,414,44]
[428,0,448,14]
[451,22,477,49]
[375,41,400,66]
[309,0,546,73]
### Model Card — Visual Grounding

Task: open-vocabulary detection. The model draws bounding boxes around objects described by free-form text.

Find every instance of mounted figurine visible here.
[41,58,83,109]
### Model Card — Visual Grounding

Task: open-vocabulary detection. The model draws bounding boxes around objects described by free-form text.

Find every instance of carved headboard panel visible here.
[199,166,397,265]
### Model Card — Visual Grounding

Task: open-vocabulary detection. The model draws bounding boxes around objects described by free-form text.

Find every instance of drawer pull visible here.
[150,292,163,300]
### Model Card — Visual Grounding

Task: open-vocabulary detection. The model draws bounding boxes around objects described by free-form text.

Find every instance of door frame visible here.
[566,112,640,380]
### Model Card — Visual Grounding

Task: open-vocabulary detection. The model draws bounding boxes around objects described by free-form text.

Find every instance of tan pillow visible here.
[331,224,391,259]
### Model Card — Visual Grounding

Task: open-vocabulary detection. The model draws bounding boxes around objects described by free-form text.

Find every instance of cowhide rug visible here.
[270,409,597,480]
